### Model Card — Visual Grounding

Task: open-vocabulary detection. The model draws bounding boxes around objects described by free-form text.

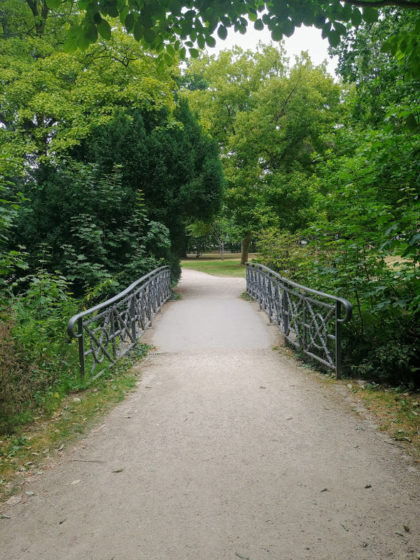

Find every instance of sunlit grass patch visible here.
[181,258,246,277]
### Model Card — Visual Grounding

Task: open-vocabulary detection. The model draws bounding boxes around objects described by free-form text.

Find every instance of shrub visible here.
[0,271,79,434]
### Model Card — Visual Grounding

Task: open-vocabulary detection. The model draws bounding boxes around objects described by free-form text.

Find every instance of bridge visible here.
[1,267,419,558]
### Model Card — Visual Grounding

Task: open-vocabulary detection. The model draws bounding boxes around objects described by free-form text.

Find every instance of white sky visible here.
[206,24,338,77]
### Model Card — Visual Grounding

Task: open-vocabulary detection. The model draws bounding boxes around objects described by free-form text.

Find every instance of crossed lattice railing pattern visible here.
[68,266,171,380]
[246,263,352,377]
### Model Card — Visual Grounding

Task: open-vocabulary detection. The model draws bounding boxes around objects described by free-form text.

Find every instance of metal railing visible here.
[67,266,171,381]
[246,263,352,378]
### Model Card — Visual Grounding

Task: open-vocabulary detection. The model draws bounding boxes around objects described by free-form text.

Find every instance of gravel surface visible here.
[0,268,419,559]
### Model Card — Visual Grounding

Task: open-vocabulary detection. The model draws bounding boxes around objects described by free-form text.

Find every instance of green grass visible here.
[349,385,420,459]
[181,258,246,277]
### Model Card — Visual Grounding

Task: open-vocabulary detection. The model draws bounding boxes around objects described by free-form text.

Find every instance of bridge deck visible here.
[1,268,419,559]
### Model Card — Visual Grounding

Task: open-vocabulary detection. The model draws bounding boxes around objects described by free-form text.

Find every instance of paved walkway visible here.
[1,269,419,559]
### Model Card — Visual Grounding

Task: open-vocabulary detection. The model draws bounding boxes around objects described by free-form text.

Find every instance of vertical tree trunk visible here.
[240,233,251,265]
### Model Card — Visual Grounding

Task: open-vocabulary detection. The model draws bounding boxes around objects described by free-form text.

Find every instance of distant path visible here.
[1,268,419,559]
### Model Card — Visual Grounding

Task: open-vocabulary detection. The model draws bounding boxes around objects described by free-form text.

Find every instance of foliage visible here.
[184,46,342,262]
[255,230,315,279]
[0,24,178,165]
[0,272,79,434]
[12,163,170,295]
[72,100,224,261]
[256,120,419,385]
[330,8,420,127]
[186,213,243,256]
[34,0,420,77]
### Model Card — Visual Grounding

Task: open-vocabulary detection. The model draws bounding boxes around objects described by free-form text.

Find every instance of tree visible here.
[183,45,286,263]
[329,8,420,128]
[72,99,224,260]
[183,47,342,263]
[1,4,223,289]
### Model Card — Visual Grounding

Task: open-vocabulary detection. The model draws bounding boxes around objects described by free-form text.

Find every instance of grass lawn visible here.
[181,258,246,278]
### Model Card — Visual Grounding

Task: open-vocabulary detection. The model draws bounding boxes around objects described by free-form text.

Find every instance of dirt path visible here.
[1,269,419,559]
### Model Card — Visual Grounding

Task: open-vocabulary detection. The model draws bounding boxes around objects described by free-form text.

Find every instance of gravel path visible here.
[1,268,419,559]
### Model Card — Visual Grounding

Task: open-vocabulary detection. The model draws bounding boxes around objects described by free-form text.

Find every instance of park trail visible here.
[0,268,419,560]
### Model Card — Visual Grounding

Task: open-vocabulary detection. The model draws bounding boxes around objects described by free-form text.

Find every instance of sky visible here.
[206,24,338,77]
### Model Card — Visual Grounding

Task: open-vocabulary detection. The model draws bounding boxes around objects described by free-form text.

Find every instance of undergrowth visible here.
[0,272,80,435]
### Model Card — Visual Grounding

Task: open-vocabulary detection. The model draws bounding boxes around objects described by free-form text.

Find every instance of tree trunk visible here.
[220,240,225,260]
[240,233,251,265]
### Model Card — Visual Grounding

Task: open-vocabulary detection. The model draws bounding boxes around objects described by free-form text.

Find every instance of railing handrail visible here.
[246,262,352,377]
[246,262,352,323]
[67,265,171,381]
[67,265,170,339]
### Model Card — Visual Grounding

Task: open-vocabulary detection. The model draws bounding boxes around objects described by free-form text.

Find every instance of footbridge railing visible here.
[68,266,171,381]
[246,263,352,378]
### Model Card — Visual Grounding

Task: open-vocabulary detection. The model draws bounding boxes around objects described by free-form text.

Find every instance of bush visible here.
[255,231,419,386]
[0,271,80,434]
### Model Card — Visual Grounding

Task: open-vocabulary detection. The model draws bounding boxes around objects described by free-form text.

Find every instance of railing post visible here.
[78,317,85,382]
[302,297,307,351]
[335,300,342,379]
[130,296,137,341]
[283,289,289,336]
[110,309,116,360]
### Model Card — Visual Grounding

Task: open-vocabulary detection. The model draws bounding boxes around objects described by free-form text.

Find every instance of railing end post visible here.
[335,300,342,379]
[77,317,85,383]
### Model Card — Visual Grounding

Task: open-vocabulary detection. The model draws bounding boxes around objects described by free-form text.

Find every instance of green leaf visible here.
[189,47,199,58]
[119,6,128,24]
[166,44,175,56]
[406,113,418,131]
[205,35,216,48]
[341,2,352,21]
[363,7,378,24]
[333,22,346,36]
[382,37,397,55]
[63,23,82,52]
[328,30,341,48]
[163,52,173,66]
[217,25,227,40]
[133,19,143,41]
[254,19,264,31]
[144,27,156,44]
[124,12,134,32]
[98,20,111,40]
[84,23,98,43]
[103,0,119,18]
[282,20,294,38]
[45,0,61,8]
[271,26,283,42]
[350,8,362,26]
